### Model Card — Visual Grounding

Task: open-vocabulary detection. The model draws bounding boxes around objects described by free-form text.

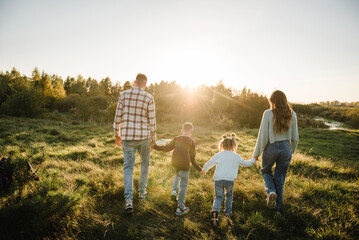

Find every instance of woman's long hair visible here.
[269,90,292,133]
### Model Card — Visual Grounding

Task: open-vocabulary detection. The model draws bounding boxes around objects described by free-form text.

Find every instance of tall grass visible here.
[0,115,358,239]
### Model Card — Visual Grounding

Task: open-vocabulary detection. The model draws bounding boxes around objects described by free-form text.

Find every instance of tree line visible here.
[1,67,358,129]
[0,67,271,128]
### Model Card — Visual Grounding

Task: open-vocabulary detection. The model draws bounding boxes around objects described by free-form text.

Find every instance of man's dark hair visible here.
[136,73,147,87]
[182,122,194,132]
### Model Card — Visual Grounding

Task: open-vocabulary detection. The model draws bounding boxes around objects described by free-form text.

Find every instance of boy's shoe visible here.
[125,199,133,214]
[138,192,147,201]
[175,206,190,215]
[171,190,177,201]
[267,192,277,209]
[211,211,219,227]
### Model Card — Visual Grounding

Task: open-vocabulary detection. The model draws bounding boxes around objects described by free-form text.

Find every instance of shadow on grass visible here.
[229,194,318,240]
[0,191,78,240]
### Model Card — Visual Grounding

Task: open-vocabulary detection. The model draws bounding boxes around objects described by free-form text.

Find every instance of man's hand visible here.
[115,136,122,146]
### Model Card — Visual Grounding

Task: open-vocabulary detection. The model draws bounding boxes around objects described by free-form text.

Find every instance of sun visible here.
[152,45,226,89]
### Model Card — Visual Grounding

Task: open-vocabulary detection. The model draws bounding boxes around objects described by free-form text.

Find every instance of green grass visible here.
[0,115,358,239]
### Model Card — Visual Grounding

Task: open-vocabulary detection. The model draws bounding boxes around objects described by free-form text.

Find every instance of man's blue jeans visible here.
[122,138,151,201]
[172,168,189,209]
[261,140,292,212]
[212,180,235,214]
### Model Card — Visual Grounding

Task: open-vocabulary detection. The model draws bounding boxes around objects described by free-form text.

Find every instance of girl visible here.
[253,90,299,214]
[201,133,256,226]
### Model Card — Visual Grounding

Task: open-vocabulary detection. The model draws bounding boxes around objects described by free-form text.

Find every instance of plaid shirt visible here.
[113,86,156,142]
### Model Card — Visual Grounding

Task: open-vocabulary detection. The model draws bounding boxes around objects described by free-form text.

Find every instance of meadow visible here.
[0,115,358,240]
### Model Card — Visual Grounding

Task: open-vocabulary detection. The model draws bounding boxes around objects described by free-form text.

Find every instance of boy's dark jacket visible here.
[153,135,202,172]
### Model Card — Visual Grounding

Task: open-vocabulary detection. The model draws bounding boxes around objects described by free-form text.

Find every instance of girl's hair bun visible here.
[231,133,236,138]
[222,135,227,139]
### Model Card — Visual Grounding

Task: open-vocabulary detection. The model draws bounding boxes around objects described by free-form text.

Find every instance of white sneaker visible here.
[125,199,133,214]
[267,192,277,209]
[138,192,147,200]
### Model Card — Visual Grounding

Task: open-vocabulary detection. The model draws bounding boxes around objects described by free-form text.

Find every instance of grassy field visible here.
[0,115,358,240]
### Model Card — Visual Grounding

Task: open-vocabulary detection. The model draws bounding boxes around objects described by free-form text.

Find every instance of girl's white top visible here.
[253,109,299,158]
[202,150,256,181]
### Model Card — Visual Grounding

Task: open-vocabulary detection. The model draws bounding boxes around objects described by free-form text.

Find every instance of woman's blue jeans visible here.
[212,180,235,214]
[261,140,292,212]
[122,138,151,201]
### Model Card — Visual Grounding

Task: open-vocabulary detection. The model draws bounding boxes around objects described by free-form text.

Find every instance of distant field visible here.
[0,115,358,240]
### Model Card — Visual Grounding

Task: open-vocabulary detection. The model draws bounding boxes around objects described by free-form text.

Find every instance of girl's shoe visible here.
[171,190,177,201]
[267,192,277,209]
[175,206,190,215]
[211,211,219,227]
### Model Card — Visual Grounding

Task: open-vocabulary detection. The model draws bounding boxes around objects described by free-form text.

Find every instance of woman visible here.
[253,90,299,214]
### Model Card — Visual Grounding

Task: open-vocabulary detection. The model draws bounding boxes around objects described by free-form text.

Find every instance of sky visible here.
[0,0,358,103]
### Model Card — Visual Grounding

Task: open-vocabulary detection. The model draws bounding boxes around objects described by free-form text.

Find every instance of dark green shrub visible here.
[76,96,110,122]
[54,94,81,112]
[0,88,45,117]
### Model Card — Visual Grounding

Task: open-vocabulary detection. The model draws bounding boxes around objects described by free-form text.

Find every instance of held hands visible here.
[200,170,206,176]
[193,138,200,145]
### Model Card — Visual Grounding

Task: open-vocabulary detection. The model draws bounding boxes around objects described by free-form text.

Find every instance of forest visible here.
[1,67,359,129]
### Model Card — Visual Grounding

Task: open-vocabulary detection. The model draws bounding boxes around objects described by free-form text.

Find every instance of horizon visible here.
[2,65,358,105]
[1,0,358,104]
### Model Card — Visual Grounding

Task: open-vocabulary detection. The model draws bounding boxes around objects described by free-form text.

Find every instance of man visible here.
[113,73,156,214]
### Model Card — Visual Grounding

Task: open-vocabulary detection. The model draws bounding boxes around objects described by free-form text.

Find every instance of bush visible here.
[105,101,118,122]
[347,108,359,128]
[297,114,328,129]
[210,114,234,130]
[0,88,45,117]
[76,96,111,122]
[54,94,81,112]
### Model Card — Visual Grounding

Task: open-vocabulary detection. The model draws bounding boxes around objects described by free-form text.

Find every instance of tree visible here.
[111,81,122,99]
[50,74,66,99]
[64,76,76,95]
[211,80,233,113]
[123,81,132,90]
[0,72,10,105]
[99,77,112,96]
[72,75,87,96]
[86,78,101,96]
[232,87,269,128]
[8,68,30,94]
[64,75,87,96]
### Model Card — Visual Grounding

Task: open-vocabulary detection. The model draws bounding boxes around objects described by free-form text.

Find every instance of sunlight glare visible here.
[152,46,226,89]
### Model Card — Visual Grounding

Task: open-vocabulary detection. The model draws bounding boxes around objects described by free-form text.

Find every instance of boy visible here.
[152,122,202,215]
